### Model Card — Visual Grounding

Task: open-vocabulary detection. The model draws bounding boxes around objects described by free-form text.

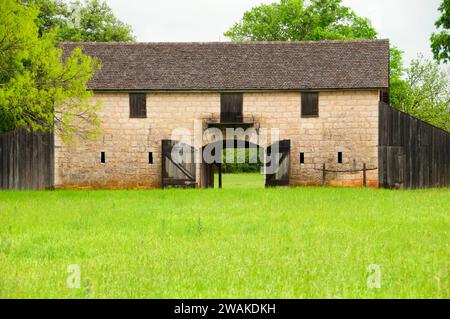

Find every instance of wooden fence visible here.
[0,128,54,190]
[379,102,450,189]
[315,163,378,188]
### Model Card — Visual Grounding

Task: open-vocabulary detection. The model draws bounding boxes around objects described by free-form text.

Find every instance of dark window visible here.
[129,93,147,118]
[148,152,153,164]
[300,152,305,164]
[101,152,106,163]
[338,152,343,164]
[221,93,243,123]
[301,92,319,117]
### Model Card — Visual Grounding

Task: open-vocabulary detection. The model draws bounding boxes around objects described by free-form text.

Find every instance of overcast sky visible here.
[106,0,442,65]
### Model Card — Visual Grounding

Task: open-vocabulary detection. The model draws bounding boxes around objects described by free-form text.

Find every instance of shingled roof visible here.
[61,40,389,91]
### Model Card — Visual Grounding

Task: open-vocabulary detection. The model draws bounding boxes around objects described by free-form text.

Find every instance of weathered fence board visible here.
[379,102,450,189]
[0,128,54,190]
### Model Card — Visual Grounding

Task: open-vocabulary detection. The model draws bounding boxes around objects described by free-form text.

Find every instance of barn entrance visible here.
[201,140,263,189]
[161,139,291,189]
[201,139,291,188]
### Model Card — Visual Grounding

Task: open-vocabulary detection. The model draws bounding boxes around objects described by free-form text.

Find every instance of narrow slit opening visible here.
[149,152,153,164]
[338,152,343,164]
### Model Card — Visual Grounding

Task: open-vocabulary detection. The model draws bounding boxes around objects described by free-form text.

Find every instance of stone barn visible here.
[56,40,389,189]
[2,40,448,190]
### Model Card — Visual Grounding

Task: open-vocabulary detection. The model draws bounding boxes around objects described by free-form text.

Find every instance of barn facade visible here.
[55,40,388,189]
[1,40,449,189]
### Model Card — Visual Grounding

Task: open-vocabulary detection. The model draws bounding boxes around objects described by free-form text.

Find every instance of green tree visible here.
[225,0,450,131]
[222,148,262,173]
[431,0,450,63]
[21,0,69,36]
[391,55,450,131]
[0,0,101,140]
[389,47,411,108]
[224,0,377,42]
[23,0,135,42]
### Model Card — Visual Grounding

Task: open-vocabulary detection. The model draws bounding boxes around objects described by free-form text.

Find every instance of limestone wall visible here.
[55,90,379,189]
[245,91,379,187]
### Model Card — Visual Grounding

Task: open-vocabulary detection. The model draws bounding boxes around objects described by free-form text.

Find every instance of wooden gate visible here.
[265,140,290,187]
[161,140,196,188]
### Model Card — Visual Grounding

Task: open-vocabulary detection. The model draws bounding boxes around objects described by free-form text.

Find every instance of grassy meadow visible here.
[0,174,448,299]
[214,172,265,188]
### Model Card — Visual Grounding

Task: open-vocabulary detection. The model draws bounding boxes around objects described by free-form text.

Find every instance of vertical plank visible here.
[0,128,54,190]
[379,102,450,189]
[378,147,385,188]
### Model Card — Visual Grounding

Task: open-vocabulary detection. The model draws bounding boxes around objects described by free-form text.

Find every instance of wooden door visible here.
[161,140,196,188]
[265,140,290,187]
[220,93,243,123]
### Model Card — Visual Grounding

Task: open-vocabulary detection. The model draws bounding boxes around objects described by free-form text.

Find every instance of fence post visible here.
[363,163,367,188]
[322,163,326,188]
[218,163,222,189]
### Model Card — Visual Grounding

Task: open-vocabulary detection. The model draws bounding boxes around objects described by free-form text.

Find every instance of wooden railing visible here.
[314,163,377,188]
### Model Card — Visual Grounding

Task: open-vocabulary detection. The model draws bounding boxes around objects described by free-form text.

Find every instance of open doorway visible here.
[201,140,264,189]
[215,147,264,188]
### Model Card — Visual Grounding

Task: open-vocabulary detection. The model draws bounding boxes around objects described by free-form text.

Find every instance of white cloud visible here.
[106,0,442,65]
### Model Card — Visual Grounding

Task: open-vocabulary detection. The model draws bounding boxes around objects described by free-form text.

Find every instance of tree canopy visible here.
[224,0,377,42]
[431,0,450,63]
[389,47,411,108]
[390,55,450,131]
[225,0,450,131]
[23,0,135,42]
[0,0,101,140]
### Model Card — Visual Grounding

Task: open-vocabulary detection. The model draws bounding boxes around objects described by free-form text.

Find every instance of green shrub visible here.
[221,148,262,173]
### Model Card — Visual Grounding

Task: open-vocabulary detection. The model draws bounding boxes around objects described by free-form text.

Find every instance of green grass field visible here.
[215,172,265,188]
[0,174,448,299]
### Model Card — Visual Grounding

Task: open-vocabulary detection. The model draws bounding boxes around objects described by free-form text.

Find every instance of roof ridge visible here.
[61,39,389,45]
